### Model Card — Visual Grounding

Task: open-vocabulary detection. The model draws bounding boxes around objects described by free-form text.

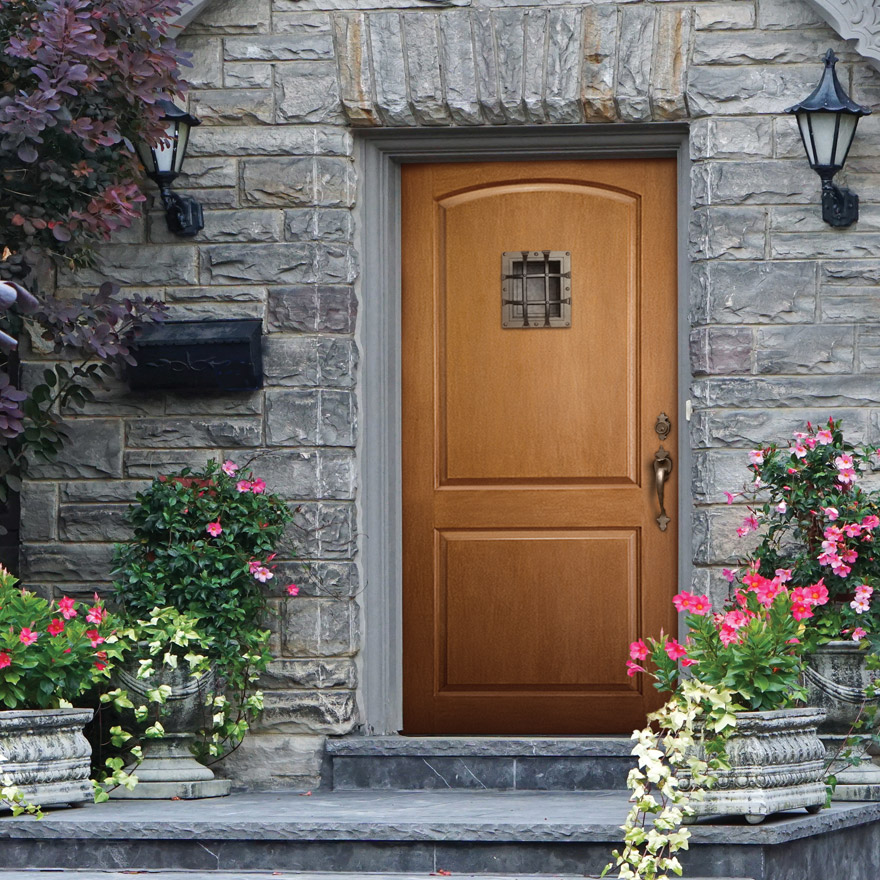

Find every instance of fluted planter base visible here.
[822,734,880,800]
[0,708,94,809]
[680,708,827,825]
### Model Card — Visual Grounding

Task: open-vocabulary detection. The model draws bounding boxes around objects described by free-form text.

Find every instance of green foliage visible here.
[0,564,121,709]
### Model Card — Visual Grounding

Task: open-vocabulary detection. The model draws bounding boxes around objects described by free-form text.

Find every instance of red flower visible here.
[86,629,105,648]
[0,653,11,669]
[19,628,38,646]
[57,596,77,620]
[47,618,65,636]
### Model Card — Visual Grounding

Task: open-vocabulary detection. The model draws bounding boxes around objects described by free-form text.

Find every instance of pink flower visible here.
[236,480,252,493]
[852,627,868,642]
[786,638,801,645]
[792,602,814,621]
[723,610,749,631]
[862,515,880,530]
[824,507,840,521]
[206,521,223,537]
[816,429,833,445]
[803,581,829,606]
[221,460,239,476]
[724,492,737,505]
[86,606,105,625]
[286,583,299,597]
[838,468,858,485]
[253,566,273,583]
[250,478,266,494]
[748,450,764,465]
[776,501,788,514]
[629,639,650,661]
[722,568,738,583]
[844,523,863,538]
[626,659,645,677]
[86,629,105,648]
[19,628,38,646]
[851,597,871,614]
[690,595,712,616]
[775,569,793,583]
[0,653,11,669]
[835,454,855,470]
[47,619,65,636]
[248,559,262,574]
[58,596,77,620]
[792,443,807,459]
[680,657,698,668]
[665,639,688,661]
[673,591,696,613]
[719,625,739,646]
[737,515,759,537]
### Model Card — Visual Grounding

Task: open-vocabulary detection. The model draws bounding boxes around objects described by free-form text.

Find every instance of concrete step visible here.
[0,790,874,879]
[323,736,636,790]
[0,874,754,880]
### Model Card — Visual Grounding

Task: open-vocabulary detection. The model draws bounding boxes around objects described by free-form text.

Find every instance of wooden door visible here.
[401,159,678,734]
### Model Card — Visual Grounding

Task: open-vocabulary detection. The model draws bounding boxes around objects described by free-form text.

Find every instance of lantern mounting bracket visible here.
[820,172,860,228]
[158,184,204,238]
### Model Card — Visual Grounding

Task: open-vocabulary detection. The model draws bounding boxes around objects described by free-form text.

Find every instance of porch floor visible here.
[0,790,876,878]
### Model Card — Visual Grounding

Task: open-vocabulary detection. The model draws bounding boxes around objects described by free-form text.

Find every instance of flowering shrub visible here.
[630,581,816,712]
[112,460,296,760]
[0,564,121,709]
[730,418,880,648]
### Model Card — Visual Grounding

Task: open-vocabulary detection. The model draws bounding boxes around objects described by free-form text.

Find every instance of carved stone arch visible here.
[804,0,880,72]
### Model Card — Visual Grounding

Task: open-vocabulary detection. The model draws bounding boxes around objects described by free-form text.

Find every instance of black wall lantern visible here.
[786,49,871,228]
[137,100,204,238]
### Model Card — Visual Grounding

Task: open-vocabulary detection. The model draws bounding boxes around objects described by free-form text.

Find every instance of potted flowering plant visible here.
[0,564,122,808]
[629,580,827,825]
[111,459,296,797]
[730,418,880,798]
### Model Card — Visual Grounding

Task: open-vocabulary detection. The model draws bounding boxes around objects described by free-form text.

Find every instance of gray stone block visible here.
[28,419,123,480]
[403,13,449,125]
[693,30,839,65]
[242,157,314,207]
[689,327,753,375]
[164,285,267,303]
[696,160,813,206]
[58,245,197,287]
[522,8,549,123]
[223,62,273,89]
[688,65,821,116]
[268,285,356,334]
[275,561,359,599]
[276,62,343,124]
[318,338,358,387]
[19,482,57,542]
[248,449,320,500]
[439,13,482,125]
[494,8,528,123]
[189,88,274,126]
[58,504,130,543]
[693,505,762,565]
[214,733,323,791]
[186,0,270,33]
[283,597,359,657]
[691,117,774,160]
[287,502,321,559]
[857,327,880,372]
[259,658,357,689]
[20,542,115,583]
[317,502,356,558]
[257,690,357,734]
[333,12,376,125]
[315,158,355,208]
[581,5,619,122]
[757,0,826,29]
[200,243,315,284]
[689,206,766,260]
[125,418,262,448]
[651,7,691,121]
[60,479,151,504]
[370,12,416,126]
[262,336,320,387]
[124,450,223,479]
[178,157,239,190]
[176,36,223,88]
[692,449,757,503]
[189,126,350,158]
[472,10,505,124]
[692,375,880,409]
[755,325,855,374]
[615,5,654,121]
[695,2,756,30]
[225,22,333,61]
[266,389,321,446]
[773,232,880,260]
[320,391,356,447]
[695,260,817,325]
[153,210,283,245]
[319,449,356,500]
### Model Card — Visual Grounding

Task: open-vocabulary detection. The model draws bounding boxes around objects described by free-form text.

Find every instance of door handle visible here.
[653,446,673,532]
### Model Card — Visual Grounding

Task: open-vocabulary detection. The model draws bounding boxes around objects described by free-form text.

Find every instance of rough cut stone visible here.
[28,419,123,480]
[581,5,619,122]
[242,157,313,207]
[688,65,822,117]
[266,390,320,446]
[20,542,115,583]
[439,13,482,125]
[260,658,358,690]
[60,480,151,503]
[275,62,343,124]
[755,326,855,375]
[522,8,548,123]
[58,504,130,543]
[333,13,376,124]
[695,2,756,31]
[225,22,333,61]
[370,12,416,126]
[200,243,316,285]
[187,0,270,33]
[189,88,274,126]
[283,598,360,657]
[19,483,57,542]
[472,10,505,124]
[125,418,262,448]
[493,8,528,123]
[214,733,323,791]
[615,5,654,121]
[176,36,223,88]
[256,690,357,735]
[690,206,766,261]
[124,450,223,479]
[690,327,753,376]
[404,13,449,125]
[262,336,320,387]
[223,62,273,89]
[543,7,583,123]
[693,30,841,66]
[652,7,691,120]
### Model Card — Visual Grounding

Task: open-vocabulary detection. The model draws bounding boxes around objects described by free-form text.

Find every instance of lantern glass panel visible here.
[172,122,190,174]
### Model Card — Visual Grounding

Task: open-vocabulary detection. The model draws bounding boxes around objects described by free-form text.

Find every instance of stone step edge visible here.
[325,736,635,758]
[0,873,755,880]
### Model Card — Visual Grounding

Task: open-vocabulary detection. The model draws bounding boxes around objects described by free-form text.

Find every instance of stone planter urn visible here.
[0,707,94,808]
[112,662,230,799]
[679,708,827,824]
[805,640,880,800]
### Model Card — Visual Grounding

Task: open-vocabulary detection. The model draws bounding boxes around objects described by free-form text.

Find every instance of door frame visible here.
[356,124,692,734]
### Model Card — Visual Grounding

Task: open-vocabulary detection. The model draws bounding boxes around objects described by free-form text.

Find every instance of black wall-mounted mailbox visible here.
[127,319,263,392]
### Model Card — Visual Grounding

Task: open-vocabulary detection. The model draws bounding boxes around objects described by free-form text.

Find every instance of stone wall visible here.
[16,0,880,788]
